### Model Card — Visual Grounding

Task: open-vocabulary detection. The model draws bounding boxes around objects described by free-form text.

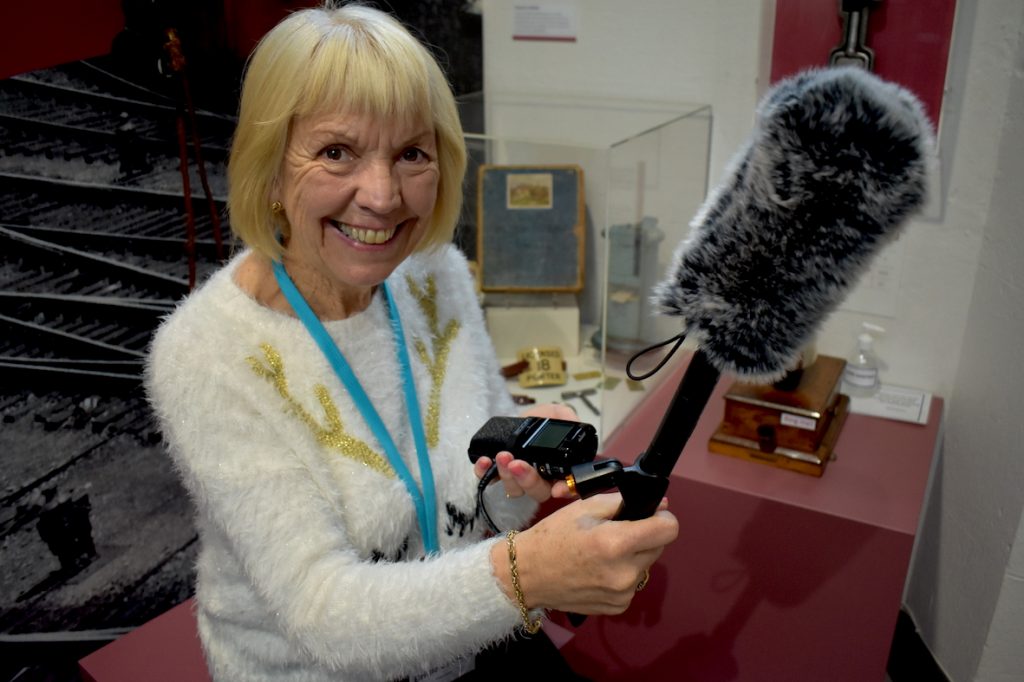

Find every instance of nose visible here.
[355,160,401,215]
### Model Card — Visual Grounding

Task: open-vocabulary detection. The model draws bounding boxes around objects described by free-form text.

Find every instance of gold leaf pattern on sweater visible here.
[246,343,395,477]
[406,274,460,448]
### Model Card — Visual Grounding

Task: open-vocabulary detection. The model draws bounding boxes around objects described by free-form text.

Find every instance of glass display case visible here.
[457,91,711,444]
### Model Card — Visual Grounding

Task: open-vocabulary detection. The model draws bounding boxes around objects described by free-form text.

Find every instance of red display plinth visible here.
[78,598,210,682]
[554,355,942,681]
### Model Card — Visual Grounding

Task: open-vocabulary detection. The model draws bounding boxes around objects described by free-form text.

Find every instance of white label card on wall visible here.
[513,2,579,42]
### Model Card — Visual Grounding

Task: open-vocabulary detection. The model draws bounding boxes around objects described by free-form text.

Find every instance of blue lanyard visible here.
[272,260,439,554]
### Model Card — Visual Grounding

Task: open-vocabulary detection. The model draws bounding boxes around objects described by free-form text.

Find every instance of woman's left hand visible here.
[472,402,580,503]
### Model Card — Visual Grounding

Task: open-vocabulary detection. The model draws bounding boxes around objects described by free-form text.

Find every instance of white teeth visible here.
[336,222,396,245]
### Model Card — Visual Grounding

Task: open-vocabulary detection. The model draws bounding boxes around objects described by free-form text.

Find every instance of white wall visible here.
[481,0,1024,679]
[903,3,1024,679]
[480,0,767,332]
[482,0,981,400]
[975,510,1024,682]
[483,0,768,190]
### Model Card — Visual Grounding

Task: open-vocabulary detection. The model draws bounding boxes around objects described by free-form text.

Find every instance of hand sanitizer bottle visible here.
[843,323,884,397]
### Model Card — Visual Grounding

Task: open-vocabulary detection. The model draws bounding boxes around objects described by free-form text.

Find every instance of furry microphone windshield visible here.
[536,67,936,528]
[653,66,934,382]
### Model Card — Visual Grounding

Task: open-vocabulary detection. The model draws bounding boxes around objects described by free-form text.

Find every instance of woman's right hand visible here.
[490,493,679,616]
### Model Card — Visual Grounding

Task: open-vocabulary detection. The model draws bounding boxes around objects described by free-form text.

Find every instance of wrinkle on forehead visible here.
[286,110,436,154]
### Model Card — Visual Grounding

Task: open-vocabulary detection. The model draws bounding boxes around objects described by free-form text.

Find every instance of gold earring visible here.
[271,201,283,214]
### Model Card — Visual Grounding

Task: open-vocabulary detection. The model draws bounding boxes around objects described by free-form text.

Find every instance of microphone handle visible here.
[614,349,720,520]
[568,351,720,628]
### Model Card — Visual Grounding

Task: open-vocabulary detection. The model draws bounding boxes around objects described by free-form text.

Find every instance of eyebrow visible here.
[305,124,435,150]
[399,131,437,150]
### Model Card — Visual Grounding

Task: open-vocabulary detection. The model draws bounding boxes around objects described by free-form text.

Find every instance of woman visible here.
[146,3,678,680]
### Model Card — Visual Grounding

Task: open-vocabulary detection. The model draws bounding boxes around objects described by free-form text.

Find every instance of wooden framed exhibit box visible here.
[709,355,850,476]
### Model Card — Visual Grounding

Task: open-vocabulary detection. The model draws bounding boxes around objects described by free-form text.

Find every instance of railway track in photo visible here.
[0,58,234,675]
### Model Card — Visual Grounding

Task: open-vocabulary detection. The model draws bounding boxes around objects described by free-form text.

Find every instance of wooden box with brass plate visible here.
[708,355,850,476]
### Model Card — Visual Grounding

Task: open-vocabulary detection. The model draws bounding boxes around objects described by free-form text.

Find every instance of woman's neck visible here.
[234,252,376,321]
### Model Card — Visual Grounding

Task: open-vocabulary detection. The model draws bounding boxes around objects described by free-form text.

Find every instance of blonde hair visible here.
[227,2,467,260]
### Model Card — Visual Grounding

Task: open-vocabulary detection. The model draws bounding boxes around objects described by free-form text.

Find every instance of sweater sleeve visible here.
[146,299,525,680]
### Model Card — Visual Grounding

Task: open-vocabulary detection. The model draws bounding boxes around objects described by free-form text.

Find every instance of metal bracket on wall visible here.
[829,0,879,70]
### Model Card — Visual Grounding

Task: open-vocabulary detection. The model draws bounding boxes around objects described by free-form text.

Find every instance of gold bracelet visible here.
[506,530,542,634]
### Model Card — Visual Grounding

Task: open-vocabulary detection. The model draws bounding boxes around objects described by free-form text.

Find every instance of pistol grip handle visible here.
[614,468,670,521]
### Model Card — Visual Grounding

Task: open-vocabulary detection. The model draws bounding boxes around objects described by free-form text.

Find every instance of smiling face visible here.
[274,109,440,318]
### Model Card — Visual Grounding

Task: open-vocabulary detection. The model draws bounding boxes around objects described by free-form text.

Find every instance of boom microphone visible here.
[653,66,933,381]
[580,67,934,521]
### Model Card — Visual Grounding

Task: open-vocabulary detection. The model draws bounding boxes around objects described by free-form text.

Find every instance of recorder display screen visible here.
[528,422,574,449]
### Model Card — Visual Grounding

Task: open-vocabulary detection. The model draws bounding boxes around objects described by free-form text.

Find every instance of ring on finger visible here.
[635,568,651,592]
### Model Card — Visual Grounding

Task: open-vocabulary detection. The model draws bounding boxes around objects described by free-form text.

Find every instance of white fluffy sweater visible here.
[146,245,538,681]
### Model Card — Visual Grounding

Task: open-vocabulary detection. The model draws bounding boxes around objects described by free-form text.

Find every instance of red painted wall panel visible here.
[221,0,316,63]
[0,1,317,81]
[771,0,957,125]
[0,1,124,79]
